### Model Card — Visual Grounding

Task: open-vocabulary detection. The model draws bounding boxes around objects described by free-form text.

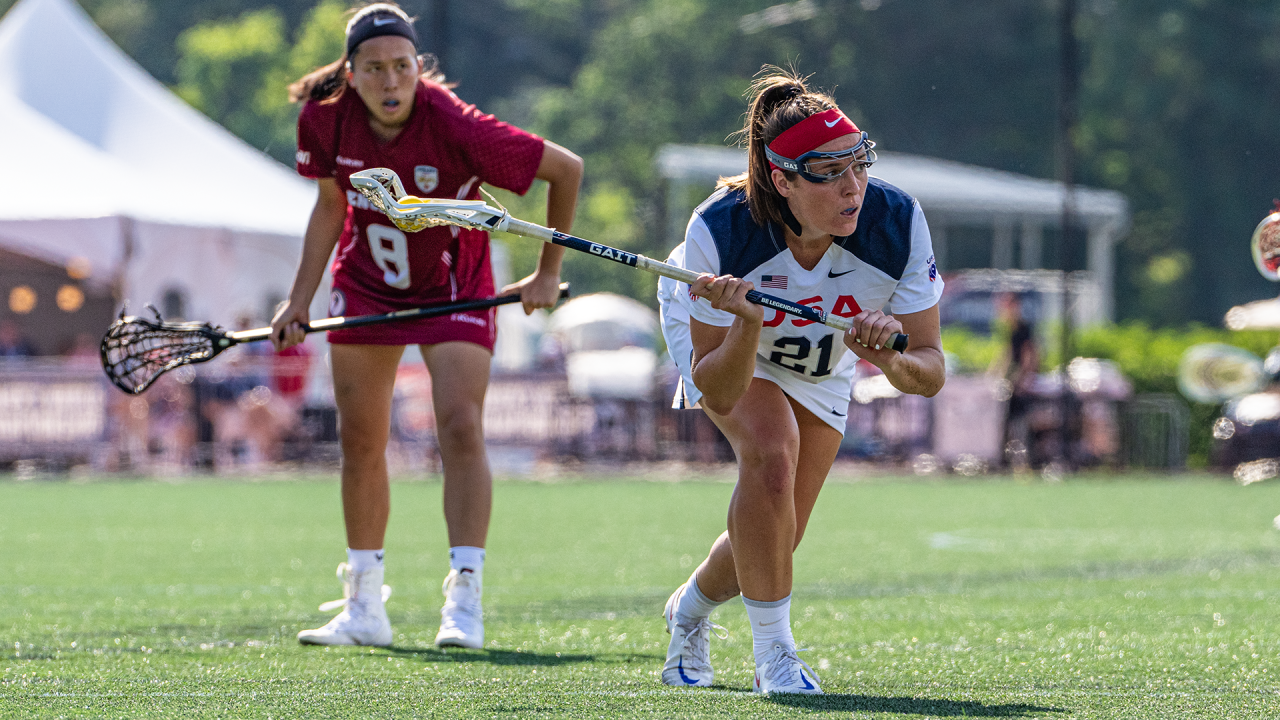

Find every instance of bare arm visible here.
[845,303,946,397]
[504,139,583,313]
[688,275,765,416]
[270,178,348,350]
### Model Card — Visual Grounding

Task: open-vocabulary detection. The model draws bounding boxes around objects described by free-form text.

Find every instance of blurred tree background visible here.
[4,0,1277,323]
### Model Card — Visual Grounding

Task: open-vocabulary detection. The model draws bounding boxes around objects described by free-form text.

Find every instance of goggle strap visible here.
[765,146,801,173]
[766,134,873,172]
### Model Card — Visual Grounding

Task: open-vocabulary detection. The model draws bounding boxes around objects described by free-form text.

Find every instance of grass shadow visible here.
[380,645,616,666]
[768,693,1066,716]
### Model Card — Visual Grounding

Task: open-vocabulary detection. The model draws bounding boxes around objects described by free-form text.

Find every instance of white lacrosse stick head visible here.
[348,168,510,234]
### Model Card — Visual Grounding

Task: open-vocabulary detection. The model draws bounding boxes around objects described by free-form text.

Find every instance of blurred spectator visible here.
[272,340,313,405]
[993,294,1040,468]
[197,315,303,468]
[148,376,197,470]
[0,319,35,357]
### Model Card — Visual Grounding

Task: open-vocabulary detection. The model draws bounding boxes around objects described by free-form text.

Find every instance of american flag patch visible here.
[761,275,788,289]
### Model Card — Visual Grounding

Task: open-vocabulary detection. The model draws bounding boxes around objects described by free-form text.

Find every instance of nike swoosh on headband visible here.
[373,17,396,25]
[824,118,840,127]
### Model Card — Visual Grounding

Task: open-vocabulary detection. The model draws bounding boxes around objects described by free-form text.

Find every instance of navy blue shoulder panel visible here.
[694,187,787,278]
[835,177,916,281]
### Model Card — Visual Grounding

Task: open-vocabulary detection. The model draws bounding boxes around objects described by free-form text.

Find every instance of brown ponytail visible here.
[289,57,348,104]
[720,66,838,229]
[287,1,447,105]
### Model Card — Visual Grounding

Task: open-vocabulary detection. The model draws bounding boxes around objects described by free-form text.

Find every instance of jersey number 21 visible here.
[768,334,835,378]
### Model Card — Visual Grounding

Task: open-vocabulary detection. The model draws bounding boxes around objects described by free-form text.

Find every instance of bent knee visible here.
[738,444,797,496]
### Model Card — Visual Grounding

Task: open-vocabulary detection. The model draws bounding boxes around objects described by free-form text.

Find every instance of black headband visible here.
[346,10,418,59]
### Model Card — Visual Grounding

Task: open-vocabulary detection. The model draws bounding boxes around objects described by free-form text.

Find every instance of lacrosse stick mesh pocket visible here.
[100,319,217,394]
[354,186,449,234]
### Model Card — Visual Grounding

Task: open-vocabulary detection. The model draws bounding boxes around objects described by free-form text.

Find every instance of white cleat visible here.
[298,563,393,647]
[434,568,484,649]
[753,642,823,695]
[661,582,727,687]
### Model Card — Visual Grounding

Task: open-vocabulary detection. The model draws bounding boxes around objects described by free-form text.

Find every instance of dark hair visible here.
[720,66,838,230]
[288,2,446,105]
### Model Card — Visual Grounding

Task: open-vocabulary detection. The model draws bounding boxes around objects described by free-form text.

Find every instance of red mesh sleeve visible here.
[296,100,338,180]
[435,85,545,195]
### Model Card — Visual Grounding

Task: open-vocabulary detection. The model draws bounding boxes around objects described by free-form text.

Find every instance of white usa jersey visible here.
[658,179,942,430]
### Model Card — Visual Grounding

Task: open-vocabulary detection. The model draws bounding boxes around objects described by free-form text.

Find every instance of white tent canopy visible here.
[658,144,1130,321]
[0,0,317,324]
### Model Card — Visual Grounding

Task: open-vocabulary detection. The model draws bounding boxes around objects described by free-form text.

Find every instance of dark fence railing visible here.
[0,356,1172,475]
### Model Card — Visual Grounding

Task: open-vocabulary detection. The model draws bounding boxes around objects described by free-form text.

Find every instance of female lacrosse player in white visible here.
[656,68,945,694]
[270,2,581,649]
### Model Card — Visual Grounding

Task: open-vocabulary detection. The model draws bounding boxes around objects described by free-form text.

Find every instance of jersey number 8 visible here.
[368,224,411,289]
[768,334,836,378]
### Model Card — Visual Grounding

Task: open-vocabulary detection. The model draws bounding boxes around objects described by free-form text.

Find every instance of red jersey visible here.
[296,80,544,345]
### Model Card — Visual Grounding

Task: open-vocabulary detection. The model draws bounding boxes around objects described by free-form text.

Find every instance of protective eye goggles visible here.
[765,132,877,184]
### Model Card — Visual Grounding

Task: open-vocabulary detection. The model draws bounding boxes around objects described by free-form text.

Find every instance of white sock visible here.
[347,548,384,574]
[743,595,794,664]
[675,572,723,623]
[450,546,485,575]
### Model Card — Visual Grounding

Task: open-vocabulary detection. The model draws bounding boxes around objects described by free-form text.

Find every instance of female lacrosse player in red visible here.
[270,2,582,649]
[655,68,945,694]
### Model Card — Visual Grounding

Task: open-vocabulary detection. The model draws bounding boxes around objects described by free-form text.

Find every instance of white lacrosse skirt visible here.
[657,259,857,435]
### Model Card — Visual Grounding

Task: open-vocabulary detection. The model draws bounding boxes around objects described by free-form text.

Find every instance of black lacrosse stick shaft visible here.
[545,231,909,353]
[230,283,570,343]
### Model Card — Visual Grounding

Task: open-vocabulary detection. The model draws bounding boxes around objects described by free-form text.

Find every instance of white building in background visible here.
[657,144,1130,325]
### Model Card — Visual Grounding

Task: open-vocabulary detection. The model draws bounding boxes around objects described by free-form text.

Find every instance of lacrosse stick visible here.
[349,168,908,353]
[101,283,570,395]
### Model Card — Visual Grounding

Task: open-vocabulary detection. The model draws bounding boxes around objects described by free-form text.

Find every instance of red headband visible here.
[767,108,860,163]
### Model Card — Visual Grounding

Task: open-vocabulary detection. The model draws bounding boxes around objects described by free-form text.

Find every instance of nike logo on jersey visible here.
[824,118,840,127]
[373,17,396,26]
[832,408,847,417]
[828,268,856,278]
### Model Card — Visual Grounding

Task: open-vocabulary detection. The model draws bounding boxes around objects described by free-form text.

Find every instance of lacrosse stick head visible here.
[349,168,511,234]
[100,309,234,394]
[1178,342,1265,404]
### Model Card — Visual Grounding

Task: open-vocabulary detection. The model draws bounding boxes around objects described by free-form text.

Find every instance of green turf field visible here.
[3,473,1280,718]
